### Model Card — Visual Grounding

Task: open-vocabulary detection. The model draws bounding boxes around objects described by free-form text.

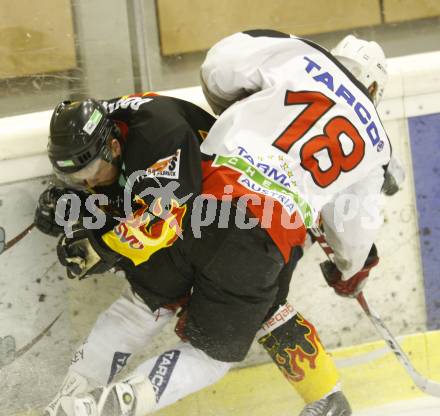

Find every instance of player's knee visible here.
[179,340,234,381]
[190,342,234,379]
[208,355,234,379]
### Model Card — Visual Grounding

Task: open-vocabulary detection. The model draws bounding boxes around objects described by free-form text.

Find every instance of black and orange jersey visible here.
[91,92,215,267]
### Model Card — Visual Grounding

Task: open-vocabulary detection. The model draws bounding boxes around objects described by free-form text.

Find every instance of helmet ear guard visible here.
[331,35,388,106]
[101,129,122,167]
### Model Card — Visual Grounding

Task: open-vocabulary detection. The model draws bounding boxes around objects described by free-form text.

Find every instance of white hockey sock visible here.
[132,341,233,411]
[70,288,174,385]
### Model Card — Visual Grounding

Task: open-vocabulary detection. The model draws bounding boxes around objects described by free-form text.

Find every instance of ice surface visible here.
[355,397,440,415]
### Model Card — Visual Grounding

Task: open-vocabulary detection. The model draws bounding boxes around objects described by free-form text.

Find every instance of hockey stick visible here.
[0,223,35,255]
[309,227,440,397]
[0,312,62,369]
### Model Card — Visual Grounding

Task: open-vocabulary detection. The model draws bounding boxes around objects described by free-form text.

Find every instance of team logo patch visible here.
[107,351,131,384]
[145,149,181,179]
[83,109,103,135]
[148,350,181,401]
[56,159,75,168]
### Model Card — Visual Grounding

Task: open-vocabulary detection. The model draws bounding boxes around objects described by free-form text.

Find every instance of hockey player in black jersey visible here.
[38,93,222,415]
[37,93,214,295]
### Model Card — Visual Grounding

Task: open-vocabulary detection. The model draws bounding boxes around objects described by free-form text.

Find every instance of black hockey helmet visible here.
[48,99,115,173]
[48,99,122,189]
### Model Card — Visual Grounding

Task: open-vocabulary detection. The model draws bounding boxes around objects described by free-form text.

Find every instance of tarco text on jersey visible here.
[303,56,384,150]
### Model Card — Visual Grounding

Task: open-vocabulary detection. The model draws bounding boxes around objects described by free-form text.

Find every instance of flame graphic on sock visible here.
[277,315,320,383]
[259,314,321,384]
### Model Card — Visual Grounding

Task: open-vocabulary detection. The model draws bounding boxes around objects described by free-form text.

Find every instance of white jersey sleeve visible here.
[201,30,293,110]
[321,165,384,278]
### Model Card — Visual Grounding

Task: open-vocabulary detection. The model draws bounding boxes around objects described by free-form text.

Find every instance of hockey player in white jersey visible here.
[43,30,394,416]
[198,30,391,416]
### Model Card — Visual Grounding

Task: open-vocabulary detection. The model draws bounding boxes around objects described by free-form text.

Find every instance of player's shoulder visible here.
[103,93,180,119]
[102,92,155,114]
[241,29,292,39]
[102,94,185,131]
[124,96,203,150]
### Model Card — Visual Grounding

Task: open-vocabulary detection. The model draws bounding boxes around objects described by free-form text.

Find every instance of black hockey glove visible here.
[382,155,406,196]
[34,185,73,237]
[381,169,399,196]
[56,223,121,280]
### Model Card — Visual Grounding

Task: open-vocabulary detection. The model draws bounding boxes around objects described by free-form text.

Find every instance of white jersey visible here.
[200,30,391,277]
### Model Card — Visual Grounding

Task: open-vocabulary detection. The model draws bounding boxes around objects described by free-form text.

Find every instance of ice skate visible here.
[73,375,155,416]
[43,371,89,416]
[43,402,69,416]
[299,391,352,416]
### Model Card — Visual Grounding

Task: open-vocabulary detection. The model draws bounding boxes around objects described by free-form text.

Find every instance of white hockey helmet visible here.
[331,35,388,105]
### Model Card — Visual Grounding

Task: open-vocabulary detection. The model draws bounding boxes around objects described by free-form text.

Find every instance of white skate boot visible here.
[73,374,156,416]
[44,371,89,416]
